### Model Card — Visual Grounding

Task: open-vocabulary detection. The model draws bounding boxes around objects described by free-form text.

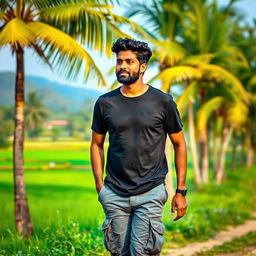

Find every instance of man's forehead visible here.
[117,50,137,59]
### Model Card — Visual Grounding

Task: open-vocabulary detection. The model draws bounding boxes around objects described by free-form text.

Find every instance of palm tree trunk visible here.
[201,128,209,183]
[230,134,238,171]
[13,46,33,238]
[213,129,219,176]
[216,125,233,184]
[165,138,174,199]
[188,100,201,188]
[240,134,246,166]
[246,130,254,168]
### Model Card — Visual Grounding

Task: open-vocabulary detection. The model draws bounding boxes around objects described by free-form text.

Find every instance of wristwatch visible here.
[176,189,187,196]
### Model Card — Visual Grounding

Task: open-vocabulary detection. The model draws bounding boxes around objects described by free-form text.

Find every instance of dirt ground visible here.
[162,215,256,256]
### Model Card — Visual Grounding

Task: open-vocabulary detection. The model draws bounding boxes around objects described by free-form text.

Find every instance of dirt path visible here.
[162,214,256,256]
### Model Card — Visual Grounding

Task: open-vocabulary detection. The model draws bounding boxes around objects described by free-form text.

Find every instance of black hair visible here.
[112,38,152,64]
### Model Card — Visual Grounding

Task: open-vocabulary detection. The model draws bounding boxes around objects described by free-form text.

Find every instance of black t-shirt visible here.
[91,85,183,196]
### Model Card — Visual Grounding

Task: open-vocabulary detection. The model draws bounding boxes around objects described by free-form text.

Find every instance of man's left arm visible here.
[168,130,187,221]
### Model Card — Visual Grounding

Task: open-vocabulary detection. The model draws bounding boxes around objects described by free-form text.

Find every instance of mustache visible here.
[117,70,130,75]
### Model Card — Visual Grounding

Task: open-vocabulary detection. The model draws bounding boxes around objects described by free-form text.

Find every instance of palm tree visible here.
[25,91,49,137]
[0,0,133,237]
[124,0,203,191]
[196,85,248,183]
[124,0,249,186]
[231,22,256,168]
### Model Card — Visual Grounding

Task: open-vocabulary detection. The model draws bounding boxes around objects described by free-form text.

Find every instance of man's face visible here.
[115,50,144,85]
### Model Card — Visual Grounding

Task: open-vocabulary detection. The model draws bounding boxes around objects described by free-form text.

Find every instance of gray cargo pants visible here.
[98,183,168,256]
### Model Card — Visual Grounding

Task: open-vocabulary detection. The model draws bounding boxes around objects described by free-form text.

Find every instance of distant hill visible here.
[0,72,102,111]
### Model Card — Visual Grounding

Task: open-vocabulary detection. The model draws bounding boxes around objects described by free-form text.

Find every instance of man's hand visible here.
[96,183,104,194]
[171,193,187,221]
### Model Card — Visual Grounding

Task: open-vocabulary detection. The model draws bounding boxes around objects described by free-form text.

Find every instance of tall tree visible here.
[124,0,248,187]
[25,91,49,137]
[0,0,132,237]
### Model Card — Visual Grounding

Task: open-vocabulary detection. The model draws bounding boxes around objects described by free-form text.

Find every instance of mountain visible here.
[0,72,102,111]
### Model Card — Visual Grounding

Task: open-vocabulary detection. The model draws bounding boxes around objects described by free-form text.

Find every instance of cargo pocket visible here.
[144,219,165,255]
[163,184,169,203]
[98,185,105,202]
[102,218,119,255]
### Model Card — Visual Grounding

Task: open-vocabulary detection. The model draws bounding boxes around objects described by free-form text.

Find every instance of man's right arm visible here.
[90,131,106,194]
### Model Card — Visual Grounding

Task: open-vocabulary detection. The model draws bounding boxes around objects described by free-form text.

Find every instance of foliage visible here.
[25,92,49,138]
[0,221,108,256]
[0,106,14,148]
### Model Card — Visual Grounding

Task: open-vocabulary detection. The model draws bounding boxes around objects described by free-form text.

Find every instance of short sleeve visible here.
[91,99,108,134]
[164,96,183,134]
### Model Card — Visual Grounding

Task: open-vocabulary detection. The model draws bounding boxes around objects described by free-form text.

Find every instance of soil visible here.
[162,214,256,256]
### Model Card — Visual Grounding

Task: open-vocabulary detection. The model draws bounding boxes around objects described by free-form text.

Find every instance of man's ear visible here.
[140,63,147,73]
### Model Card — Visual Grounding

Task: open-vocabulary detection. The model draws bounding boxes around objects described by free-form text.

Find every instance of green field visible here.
[1,140,256,255]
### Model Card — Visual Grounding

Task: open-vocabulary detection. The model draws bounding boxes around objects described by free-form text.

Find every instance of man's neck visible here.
[120,80,149,97]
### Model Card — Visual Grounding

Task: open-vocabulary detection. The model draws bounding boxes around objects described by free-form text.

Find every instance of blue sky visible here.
[0,0,255,92]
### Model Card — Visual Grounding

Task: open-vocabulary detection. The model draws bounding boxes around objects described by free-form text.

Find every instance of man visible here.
[90,38,187,256]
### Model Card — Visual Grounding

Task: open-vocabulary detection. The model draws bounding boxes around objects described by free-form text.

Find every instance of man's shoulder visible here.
[97,87,120,101]
[149,85,174,102]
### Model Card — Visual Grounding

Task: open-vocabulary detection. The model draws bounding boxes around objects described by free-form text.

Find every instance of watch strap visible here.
[176,189,187,196]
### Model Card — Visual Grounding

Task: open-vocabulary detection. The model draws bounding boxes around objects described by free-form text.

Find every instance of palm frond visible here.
[40,3,135,57]
[151,66,202,92]
[107,65,116,76]
[0,10,4,20]
[226,100,248,126]
[248,75,256,89]
[28,21,106,85]
[109,13,153,41]
[197,96,225,131]
[201,64,248,101]
[29,42,52,69]
[0,18,35,49]
[40,3,112,21]
[153,40,187,67]
[176,81,200,113]
[217,45,250,69]
[250,94,256,104]
[109,80,119,91]
[188,0,208,53]
[124,0,161,36]
[181,54,215,66]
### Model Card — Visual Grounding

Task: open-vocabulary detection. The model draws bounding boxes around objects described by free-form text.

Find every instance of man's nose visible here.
[120,62,127,69]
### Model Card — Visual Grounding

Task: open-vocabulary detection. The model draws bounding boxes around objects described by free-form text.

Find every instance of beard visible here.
[116,69,140,85]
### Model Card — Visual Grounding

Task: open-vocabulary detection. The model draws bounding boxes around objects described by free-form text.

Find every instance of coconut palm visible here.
[0,0,135,237]
[25,91,49,137]
[231,21,256,168]
[124,0,249,186]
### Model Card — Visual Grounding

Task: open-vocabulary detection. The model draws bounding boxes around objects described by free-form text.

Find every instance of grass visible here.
[1,140,256,255]
[196,231,256,255]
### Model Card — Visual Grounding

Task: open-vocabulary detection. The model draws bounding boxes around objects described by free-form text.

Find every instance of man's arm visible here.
[90,131,106,194]
[168,130,187,221]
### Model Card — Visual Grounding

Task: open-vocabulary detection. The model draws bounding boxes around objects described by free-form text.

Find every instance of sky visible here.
[0,0,255,92]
